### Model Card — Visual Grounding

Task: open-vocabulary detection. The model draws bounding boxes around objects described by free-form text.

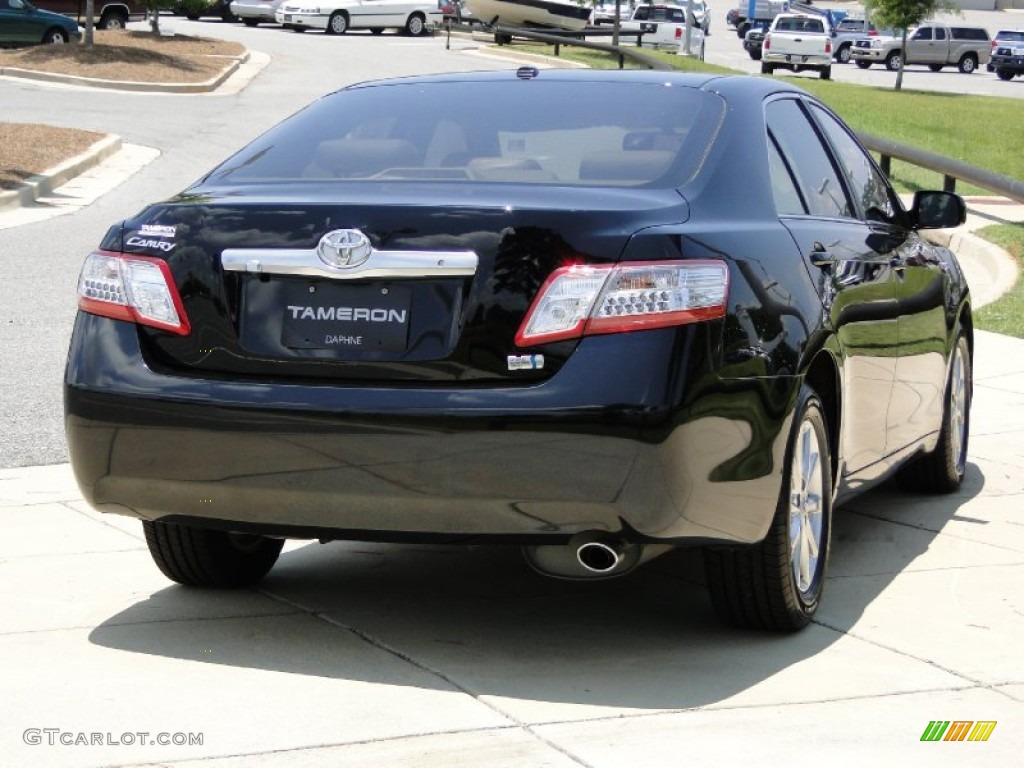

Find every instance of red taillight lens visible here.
[826,39,832,54]
[77,250,191,336]
[515,260,728,347]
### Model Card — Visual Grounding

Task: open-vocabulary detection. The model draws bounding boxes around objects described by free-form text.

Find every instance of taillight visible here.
[77,250,191,336]
[826,39,832,54]
[515,260,728,347]
[764,36,770,51]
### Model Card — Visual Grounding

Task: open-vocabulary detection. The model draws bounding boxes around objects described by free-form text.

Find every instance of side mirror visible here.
[910,191,967,230]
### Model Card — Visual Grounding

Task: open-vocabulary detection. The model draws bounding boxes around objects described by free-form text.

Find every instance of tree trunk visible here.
[612,0,620,47]
[84,0,94,48]
[895,29,907,91]
[150,4,162,35]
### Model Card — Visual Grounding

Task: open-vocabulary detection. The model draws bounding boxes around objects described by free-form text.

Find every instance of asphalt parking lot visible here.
[1,11,1023,767]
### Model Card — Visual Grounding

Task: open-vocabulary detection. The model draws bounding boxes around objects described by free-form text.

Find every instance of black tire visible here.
[897,332,971,493]
[885,51,901,71]
[958,54,977,74]
[405,11,426,36]
[855,59,872,69]
[748,49,761,61]
[837,44,851,64]
[928,63,943,72]
[760,62,774,75]
[143,520,284,588]
[997,69,1015,81]
[737,22,750,39]
[221,11,238,22]
[370,27,384,35]
[42,27,69,43]
[98,10,128,30]
[186,13,200,21]
[819,65,831,80]
[292,26,305,32]
[326,10,348,35]
[243,18,258,26]
[705,387,833,631]
[494,31,512,45]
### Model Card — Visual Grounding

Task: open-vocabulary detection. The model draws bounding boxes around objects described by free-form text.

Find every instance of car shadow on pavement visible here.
[88,464,986,713]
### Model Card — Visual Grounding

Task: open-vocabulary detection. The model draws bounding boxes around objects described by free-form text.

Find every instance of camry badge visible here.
[316,229,372,269]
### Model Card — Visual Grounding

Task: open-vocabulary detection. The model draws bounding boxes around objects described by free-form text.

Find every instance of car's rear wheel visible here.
[243,18,259,26]
[885,51,901,71]
[494,31,512,45]
[819,66,831,80]
[705,386,833,631]
[327,11,348,34]
[837,44,851,64]
[855,59,871,69]
[748,49,761,60]
[928,63,943,72]
[98,9,128,30]
[370,27,384,35]
[997,69,1015,81]
[42,27,68,44]
[897,331,971,493]
[958,54,977,74]
[143,520,284,588]
[406,12,426,36]
[760,62,774,75]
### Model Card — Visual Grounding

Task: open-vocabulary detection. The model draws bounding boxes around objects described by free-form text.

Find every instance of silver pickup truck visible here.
[761,12,833,79]
[850,23,991,73]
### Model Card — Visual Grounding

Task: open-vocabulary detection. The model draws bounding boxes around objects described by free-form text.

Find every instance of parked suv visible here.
[31,0,144,29]
[988,29,1024,71]
[992,38,1024,81]
[851,23,990,73]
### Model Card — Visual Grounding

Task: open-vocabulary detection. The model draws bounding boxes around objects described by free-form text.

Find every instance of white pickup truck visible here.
[621,3,706,56]
[760,12,833,79]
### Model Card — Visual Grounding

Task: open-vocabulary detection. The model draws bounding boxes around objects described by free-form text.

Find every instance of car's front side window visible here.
[808,104,904,227]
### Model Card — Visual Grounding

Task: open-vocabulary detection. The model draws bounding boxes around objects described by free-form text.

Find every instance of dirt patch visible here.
[0,124,106,191]
[0,30,245,83]
[1,31,248,194]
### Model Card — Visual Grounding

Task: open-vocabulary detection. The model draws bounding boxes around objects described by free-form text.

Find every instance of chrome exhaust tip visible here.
[576,540,623,573]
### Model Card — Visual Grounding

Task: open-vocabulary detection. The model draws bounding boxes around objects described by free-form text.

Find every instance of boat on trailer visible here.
[464,0,593,33]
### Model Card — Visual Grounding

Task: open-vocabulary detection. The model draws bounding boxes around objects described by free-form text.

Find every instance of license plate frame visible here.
[281,282,412,352]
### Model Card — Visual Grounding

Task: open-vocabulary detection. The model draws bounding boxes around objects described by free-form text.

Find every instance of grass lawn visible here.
[974,224,1024,339]
[514,45,1024,187]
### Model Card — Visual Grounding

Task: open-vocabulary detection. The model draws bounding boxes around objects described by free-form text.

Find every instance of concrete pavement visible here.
[2,325,1023,766]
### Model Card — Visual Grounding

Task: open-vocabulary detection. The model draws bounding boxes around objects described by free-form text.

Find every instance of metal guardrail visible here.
[444,22,673,71]
[861,132,1024,204]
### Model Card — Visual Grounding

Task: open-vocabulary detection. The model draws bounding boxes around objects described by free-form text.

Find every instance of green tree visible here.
[870,0,956,91]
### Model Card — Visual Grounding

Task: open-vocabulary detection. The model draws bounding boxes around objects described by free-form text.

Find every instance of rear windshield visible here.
[775,17,825,33]
[205,80,724,188]
[997,30,1024,42]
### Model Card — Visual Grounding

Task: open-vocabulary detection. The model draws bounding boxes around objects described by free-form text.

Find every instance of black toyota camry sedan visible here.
[65,70,972,631]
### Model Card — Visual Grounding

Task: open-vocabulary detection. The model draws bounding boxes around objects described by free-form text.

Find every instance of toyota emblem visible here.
[316,229,372,269]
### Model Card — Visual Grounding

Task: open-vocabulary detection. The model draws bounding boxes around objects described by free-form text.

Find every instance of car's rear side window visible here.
[206,81,725,188]
[765,99,852,219]
[951,27,989,41]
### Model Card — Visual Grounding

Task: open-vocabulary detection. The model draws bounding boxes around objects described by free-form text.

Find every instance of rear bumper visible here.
[763,52,831,68]
[65,314,798,546]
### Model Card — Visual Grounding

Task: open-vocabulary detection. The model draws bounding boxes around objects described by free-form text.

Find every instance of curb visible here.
[0,51,249,94]
[924,228,1020,309]
[0,134,122,212]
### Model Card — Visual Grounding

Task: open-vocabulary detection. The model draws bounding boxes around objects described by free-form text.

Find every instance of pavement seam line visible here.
[0,610,303,637]
[810,617,1020,701]
[91,724,533,768]
[257,587,597,768]
[64,501,148,543]
[841,507,1024,554]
